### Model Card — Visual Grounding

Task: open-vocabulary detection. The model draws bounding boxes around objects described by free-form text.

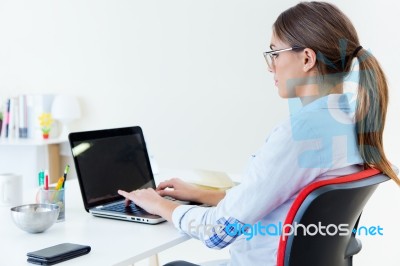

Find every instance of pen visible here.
[38,171,44,187]
[45,174,49,190]
[62,165,70,188]
[55,177,65,190]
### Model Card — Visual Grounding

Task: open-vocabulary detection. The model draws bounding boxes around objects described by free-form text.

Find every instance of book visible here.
[184,169,235,190]
[0,99,4,138]
[8,97,16,139]
[18,95,28,138]
[4,98,10,138]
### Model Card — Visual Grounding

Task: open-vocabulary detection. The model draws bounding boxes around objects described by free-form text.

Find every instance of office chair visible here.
[277,168,390,266]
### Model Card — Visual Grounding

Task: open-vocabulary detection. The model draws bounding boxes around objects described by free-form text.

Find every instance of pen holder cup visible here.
[36,187,65,222]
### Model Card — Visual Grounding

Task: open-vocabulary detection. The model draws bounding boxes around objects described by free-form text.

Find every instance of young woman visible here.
[118,2,399,265]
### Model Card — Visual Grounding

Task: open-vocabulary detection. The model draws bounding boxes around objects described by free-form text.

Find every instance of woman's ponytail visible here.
[356,49,399,184]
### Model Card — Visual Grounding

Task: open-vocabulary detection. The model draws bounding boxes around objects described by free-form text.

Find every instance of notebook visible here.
[69,126,168,224]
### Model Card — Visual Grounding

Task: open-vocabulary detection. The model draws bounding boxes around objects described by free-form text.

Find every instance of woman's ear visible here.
[302,48,317,72]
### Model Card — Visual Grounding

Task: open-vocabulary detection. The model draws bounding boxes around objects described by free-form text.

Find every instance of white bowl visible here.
[10,204,60,233]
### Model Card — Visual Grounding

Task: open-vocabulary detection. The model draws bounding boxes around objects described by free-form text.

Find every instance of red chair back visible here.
[277,168,389,266]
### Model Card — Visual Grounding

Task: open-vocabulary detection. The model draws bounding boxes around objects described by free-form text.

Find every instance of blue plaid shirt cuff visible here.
[204,217,245,249]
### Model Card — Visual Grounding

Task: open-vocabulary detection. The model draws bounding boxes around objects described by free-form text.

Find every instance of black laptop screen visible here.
[69,127,155,209]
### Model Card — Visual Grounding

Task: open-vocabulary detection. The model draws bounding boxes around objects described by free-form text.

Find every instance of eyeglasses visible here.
[263,46,305,70]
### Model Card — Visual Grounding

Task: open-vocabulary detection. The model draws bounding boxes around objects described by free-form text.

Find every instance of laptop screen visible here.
[69,127,156,210]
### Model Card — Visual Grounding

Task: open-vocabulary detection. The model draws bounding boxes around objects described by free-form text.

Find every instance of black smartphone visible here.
[27,243,91,265]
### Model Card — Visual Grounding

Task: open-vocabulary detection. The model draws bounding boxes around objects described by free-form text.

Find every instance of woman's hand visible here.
[157,178,226,206]
[117,188,178,222]
[156,178,202,202]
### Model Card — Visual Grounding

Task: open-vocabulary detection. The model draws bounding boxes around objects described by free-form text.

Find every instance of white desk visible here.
[0,177,190,265]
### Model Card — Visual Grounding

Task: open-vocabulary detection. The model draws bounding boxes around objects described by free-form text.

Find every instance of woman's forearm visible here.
[156,189,225,222]
[195,189,226,206]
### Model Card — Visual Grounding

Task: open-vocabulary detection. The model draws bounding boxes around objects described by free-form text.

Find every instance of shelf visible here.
[0,138,67,146]
[0,139,68,186]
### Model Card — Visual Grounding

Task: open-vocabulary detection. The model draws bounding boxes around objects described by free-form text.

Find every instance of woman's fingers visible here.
[156,178,180,191]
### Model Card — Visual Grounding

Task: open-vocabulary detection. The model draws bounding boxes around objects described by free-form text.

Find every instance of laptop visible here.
[68,126,168,224]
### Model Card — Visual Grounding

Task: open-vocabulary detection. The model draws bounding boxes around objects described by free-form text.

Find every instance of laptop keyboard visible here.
[102,196,183,215]
[102,202,148,214]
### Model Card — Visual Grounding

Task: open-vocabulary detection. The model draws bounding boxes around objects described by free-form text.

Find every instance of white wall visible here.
[0,0,399,173]
[1,1,399,263]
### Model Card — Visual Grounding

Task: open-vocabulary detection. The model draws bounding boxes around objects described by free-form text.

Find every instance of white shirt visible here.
[172,94,363,265]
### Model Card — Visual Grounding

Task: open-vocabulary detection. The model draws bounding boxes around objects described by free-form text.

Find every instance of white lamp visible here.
[51,95,81,139]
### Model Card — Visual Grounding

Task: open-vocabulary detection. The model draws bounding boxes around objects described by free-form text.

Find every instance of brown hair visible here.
[273,1,399,184]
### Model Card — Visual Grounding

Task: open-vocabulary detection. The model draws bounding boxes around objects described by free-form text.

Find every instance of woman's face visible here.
[268,34,309,98]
